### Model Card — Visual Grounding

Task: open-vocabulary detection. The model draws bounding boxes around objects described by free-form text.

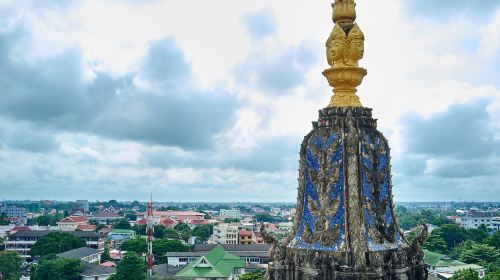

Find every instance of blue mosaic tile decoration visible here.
[288,130,345,251]
[361,133,405,251]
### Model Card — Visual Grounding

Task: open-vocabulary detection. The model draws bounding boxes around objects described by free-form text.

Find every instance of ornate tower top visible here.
[333,0,356,24]
[324,0,367,107]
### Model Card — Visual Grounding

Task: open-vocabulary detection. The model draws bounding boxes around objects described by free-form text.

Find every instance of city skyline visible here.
[0,0,499,202]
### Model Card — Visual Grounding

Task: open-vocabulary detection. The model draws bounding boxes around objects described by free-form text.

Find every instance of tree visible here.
[0,251,22,280]
[433,224,467,250]
[0,214,10,226]
[254,213,275,223]
[153,239,188,255]
[113,219,132,230]
[124,212,137,221]
[153,225,165,239]
[31,232,86,257]
[449,268,480,280]
[133,224,146,235]
[102,244,112,262]
[0,236,4,250]
[223,218,240,223]
[459,243,500,268]
[120,237,147,254]
[181,229,192,242]
[111,252,147,280]
[174,223,190,232]
[483,270,500,280]
[31,258,84,280]
[466,225,489,244]
[423,234,448,254]
[163,228,180,239]
[192,225,213,242]
[484,230,500,249]
[239,270,265,280]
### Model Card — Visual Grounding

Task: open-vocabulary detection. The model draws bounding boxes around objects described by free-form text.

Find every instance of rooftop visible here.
[7,230,100,238]
[176,245,245,278]
[194,244,271,252]
[57,247,100,260]
[423,250,466,267]
[81,262,115,277]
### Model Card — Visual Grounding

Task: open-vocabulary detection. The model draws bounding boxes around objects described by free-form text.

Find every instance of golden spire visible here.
[323,0,367,107]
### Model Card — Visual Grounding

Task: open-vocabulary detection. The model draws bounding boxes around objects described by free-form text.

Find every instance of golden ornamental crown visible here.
[333,0,356,24]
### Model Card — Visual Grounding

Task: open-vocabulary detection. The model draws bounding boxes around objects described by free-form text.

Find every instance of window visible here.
[179,258,188,263]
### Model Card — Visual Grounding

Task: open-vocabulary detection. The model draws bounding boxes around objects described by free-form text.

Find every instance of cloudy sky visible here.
[0,0,499,202]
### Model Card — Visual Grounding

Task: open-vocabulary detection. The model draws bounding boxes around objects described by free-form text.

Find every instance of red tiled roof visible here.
[98,228,112,234]
[161,218,178,226]
[139,211,204,216]
[100,261,116,267]
[135,219,147,225]
[60,216,88,223]
[190,219,208,225]
[11,226,31,232]
[239,230,253,236]
[94,211,121,218]
[76,224,97,231]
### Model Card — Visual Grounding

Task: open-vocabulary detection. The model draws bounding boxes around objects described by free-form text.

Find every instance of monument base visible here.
[266,244,427,280]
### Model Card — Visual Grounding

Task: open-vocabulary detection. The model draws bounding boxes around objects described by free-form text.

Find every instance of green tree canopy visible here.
[120,237,147,254]
[466,226,489,244]
[181,229,192,242]
[174,223,190,232]
[192,225,213,242]
[484,230,500,249]
[111,252,147,280]
[153,225,165,239]
[254,213,275,223]
[483,270,500,280]
[113,219,132,230]
[153,239,189,262]
[163,228,180,239]
[239,270,265,280]
[449,268,480,280]
[423,234,448,254]
[459,243,500,268]
[31,258,84,280]
[31,232,86,257]
[0,251,22,280]
[433,224,467,249]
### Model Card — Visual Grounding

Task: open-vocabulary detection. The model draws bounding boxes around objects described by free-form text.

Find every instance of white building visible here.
[219,209,241,219]
[1,206,26,218]
[212,223,239,244]
[460,210,498,230]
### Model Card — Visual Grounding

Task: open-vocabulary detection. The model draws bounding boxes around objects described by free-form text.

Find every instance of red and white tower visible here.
[146,194,154,277]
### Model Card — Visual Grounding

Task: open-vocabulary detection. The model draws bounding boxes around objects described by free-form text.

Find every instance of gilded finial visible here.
[323,0,367,108]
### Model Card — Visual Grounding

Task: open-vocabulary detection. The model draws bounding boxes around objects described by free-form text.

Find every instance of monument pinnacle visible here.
[264,2,428,279]
[324,0,366,108]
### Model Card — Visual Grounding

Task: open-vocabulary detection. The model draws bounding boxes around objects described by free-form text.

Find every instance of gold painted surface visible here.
[324,0,367,107]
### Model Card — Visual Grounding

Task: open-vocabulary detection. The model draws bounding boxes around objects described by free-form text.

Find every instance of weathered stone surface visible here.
[266,107,427,280]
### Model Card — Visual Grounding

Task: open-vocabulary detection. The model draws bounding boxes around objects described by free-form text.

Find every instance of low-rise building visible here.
[167,244,270,268]
[57,247,101,264]
[176,245,246,279]
[239,230,253,245]
[424,250,485,279]
[212,223,239,244]
[460,210,497,230]
[1,206,27,219]
[90,209,122,224]
[136,211,205,225]
[5,230,104,260]
[219,209,241,219]
[58,216,89,231]
[81,263,115,280]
